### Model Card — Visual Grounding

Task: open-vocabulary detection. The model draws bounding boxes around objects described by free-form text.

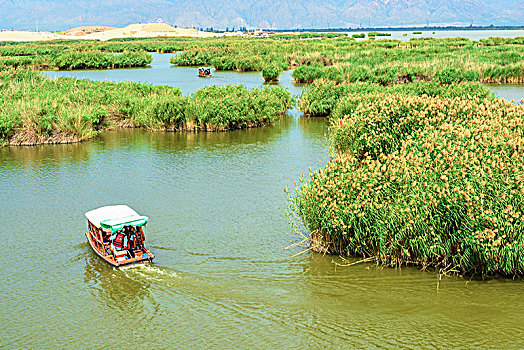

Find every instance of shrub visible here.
[262,65,281,82]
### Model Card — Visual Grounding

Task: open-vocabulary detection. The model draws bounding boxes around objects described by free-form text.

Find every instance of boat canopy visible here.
[85,205,149,233]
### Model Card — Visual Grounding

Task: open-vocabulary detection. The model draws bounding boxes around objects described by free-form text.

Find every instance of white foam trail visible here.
[123,264,181,284]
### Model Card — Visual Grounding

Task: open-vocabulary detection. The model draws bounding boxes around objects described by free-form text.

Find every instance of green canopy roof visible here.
[100,214,149,233]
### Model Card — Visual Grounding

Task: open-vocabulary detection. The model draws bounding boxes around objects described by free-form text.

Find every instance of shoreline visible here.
[4,121,281,147]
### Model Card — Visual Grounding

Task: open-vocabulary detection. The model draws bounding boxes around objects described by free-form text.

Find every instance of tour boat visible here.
[85,205,155,268]
[198,67,212,77]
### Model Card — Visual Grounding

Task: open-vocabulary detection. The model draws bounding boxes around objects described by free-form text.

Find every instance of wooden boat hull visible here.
[85,232,155,268]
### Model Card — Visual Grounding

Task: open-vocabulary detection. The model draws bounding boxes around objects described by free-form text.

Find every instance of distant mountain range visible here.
[1,0,522,31]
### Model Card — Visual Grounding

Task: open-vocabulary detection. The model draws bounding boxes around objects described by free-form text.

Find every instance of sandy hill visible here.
[143,23,177,32]
[0,23,219,42]
[65,26,116,34]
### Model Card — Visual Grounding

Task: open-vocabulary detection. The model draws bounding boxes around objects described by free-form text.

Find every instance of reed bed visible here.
[298,81,493,117]
[2,36,523,83]
[166,36,524,84]
[290,91,524,276]
[52,51,153,70]
[262,65,281,82]
[0,66,293,145]
[0,48,153,70]
[368,32,392,37]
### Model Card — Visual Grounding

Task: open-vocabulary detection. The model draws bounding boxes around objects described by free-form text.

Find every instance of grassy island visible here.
[1,48,153,70]
[0,66,293,146]
[289,83,524,276]
[1,36,523,83]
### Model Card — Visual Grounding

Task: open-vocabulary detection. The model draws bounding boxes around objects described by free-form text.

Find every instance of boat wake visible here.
[122,264,183,287]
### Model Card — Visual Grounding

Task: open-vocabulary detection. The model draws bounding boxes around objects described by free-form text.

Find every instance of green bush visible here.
[185,85,293,130]
[262,65,281,82]
[292,64,324,83]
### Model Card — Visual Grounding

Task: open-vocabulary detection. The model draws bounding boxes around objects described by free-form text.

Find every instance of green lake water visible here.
[1,54,523,348]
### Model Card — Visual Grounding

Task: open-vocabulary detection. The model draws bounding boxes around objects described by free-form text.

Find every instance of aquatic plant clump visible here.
[0,67,293,145]
[368,32,392,37]
[298,81,493,117]
[290,93,524,276]
[292,64,324,83]
[185,85,293,130]
[2,36,523,83]
[262,65,281,82]
[53,50,153,70]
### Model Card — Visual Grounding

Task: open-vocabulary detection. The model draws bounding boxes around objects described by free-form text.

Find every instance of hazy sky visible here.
[1,0,522,30]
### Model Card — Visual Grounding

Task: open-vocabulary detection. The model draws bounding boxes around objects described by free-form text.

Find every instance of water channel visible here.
[346,29,524,42]
[1,53,523,348]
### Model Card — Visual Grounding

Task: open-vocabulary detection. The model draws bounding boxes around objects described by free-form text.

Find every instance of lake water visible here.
[2,53,524,348]
[43,53,523,102]
[346,29,524,42]
[43,53,305,97]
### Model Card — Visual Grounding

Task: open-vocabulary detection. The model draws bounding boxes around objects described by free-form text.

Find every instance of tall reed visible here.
[290,91,524,276]
[0,66,293,145]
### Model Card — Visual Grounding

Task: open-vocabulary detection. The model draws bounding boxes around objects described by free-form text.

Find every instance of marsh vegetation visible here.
[0,66,292,145]
[289,80,524,276]
[2,34,524,276]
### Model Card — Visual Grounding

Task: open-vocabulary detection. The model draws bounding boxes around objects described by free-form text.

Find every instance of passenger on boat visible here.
[124,226,137,257]
[111,229,135,259]
[111,231,126,249]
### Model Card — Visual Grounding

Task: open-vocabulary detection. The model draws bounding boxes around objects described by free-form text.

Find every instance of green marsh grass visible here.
[262,65,281,82]
[0,66,293,145]
[3,36,523,83]
[290,89,524,276]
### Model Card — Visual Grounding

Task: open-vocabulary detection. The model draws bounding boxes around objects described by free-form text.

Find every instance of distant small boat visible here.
[198,67,212,77]
[85,205,155,268]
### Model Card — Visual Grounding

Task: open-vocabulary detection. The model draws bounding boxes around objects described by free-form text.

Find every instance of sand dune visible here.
[0,23,221,42]
[65,26,117,34]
